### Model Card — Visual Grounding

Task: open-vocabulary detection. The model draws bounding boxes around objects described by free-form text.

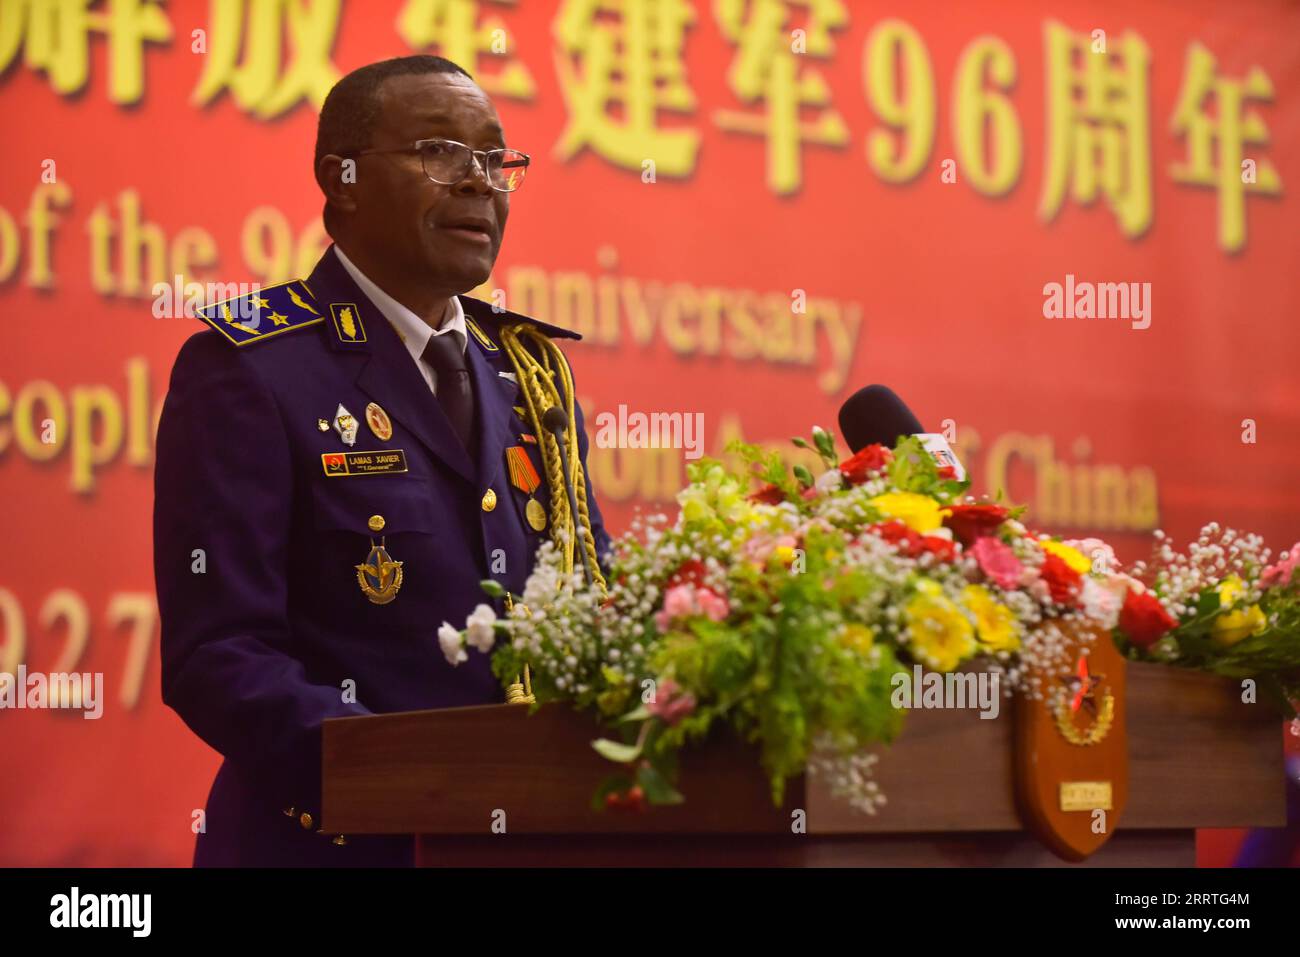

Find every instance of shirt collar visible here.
[333,245,467,358]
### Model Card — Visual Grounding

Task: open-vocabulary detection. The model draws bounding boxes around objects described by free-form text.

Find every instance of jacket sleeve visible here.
[153,331,369,817]
[572,391,613,566]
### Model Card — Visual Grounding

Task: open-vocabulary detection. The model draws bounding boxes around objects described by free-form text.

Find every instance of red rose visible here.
[839,444,893,485]
[866,521,956,562]
[919,536,958,563]
[869,520,921,553]
[1039,553,1082,605]
[1118,588,1177,648]
[747,482,787,505]
[942,503,1009,547]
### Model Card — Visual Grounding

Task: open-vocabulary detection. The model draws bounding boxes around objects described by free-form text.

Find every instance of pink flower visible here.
[1261,544,1300,589]
[696,588,730,621]
[654,584,730,630]
[743,533,797,565]
[972,536,1023,590]
[647,678,696,726]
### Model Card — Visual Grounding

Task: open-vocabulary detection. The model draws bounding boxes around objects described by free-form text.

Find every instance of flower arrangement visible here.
[1115,525,1300,711]
[441,429,1300,812]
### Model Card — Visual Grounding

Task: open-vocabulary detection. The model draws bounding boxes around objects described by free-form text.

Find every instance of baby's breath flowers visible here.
[443,434,1300,814]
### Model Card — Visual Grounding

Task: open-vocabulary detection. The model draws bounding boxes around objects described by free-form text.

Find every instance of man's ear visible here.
[316,154,359,216]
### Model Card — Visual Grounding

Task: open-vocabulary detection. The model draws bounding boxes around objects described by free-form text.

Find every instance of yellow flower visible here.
[1211,575,1267,646]
[904,580,976,671]
[869,492,948,534]
[837,623,875,655]
[961,584,1021,652]
[678,465,753,526]
[1040,539,1091,575]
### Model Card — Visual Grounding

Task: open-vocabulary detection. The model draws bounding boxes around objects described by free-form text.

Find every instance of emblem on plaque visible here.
[1013,622,1128,862]
[1053,653,1115,747]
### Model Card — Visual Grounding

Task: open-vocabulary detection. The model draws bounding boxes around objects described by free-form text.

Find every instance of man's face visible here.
[349,72,510,296]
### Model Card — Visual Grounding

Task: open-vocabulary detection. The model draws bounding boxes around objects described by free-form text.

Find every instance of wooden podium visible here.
[321,662,1284,866]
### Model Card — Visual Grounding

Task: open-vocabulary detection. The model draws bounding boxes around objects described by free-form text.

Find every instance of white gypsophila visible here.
[465,603,498,653]
[807,732,887,816]
[816,467,845,494]
[438,622,467,666]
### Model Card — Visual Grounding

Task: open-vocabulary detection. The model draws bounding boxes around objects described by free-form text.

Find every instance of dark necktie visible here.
[421,331,476,454]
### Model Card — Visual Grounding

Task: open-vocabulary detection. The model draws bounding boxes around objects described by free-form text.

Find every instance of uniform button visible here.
[368,514,385,532]
[299,812,314,830]
[481,488,497,512]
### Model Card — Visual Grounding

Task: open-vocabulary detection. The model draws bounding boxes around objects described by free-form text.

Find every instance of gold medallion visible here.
[365,402,393,441]
[355,538,403,605]
[525,497,547,531]
[481,488,497,512]
[1053,654,1114,746]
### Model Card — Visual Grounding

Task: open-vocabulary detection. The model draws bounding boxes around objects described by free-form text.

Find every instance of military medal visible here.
[365,402,393,441]
[333,404,359,446]
[506,445,547,531]
[355,519,403,604]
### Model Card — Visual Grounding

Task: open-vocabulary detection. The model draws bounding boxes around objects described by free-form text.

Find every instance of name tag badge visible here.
[322,449,409,477]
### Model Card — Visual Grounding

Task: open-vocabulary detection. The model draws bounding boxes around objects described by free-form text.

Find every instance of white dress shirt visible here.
[334,245,467,397]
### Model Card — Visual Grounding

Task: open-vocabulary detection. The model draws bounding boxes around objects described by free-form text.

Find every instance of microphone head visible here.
[837,385,925,453]
[542,406,570,434]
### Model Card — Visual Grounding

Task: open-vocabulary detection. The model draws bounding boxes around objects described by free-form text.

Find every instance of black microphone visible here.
[837,384,966,480]
[542,406,596,586]
[837,384,924,453]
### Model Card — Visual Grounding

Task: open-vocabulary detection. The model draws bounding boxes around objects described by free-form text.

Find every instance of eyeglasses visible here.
[343,137,530,192]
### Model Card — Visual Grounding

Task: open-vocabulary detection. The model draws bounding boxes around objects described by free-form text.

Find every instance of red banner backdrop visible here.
[1,0,1297,866]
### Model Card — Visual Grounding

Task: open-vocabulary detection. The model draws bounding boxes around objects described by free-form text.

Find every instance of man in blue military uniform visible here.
[153,55,610,866]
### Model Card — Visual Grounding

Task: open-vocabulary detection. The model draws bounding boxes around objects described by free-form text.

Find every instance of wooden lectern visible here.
[321,663,1284,866]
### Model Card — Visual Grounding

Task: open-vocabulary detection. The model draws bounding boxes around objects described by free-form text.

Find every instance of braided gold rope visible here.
[499,322,607,594]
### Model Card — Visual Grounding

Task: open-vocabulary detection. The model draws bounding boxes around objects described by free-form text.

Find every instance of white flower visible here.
[1079,577,1123,629]
[815,468,845,493]
[465,603,498,653]
[438,622,467,666]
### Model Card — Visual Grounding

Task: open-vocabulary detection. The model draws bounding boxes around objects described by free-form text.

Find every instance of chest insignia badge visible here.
[506,445,547,531]
[365,402,393,441]
[333,404,359,446]
[356,536,403,605]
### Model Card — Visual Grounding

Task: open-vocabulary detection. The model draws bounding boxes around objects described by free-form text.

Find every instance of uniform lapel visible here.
[464,327,513,495]
[305,247,477,485]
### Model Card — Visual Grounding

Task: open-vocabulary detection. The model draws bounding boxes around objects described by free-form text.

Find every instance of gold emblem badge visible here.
[365,402,393,441]
[330,302,366,342]
[333,404,358,446]
[317,418,330,432]
[481,488,497,512]
[1053,654,1114,746]
[356,537,403,605]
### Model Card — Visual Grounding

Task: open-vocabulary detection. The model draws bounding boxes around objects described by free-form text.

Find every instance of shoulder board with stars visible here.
[195,278,325,347]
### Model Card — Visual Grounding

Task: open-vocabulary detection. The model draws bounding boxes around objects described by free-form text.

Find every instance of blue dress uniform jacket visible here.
[153,246,610,867]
